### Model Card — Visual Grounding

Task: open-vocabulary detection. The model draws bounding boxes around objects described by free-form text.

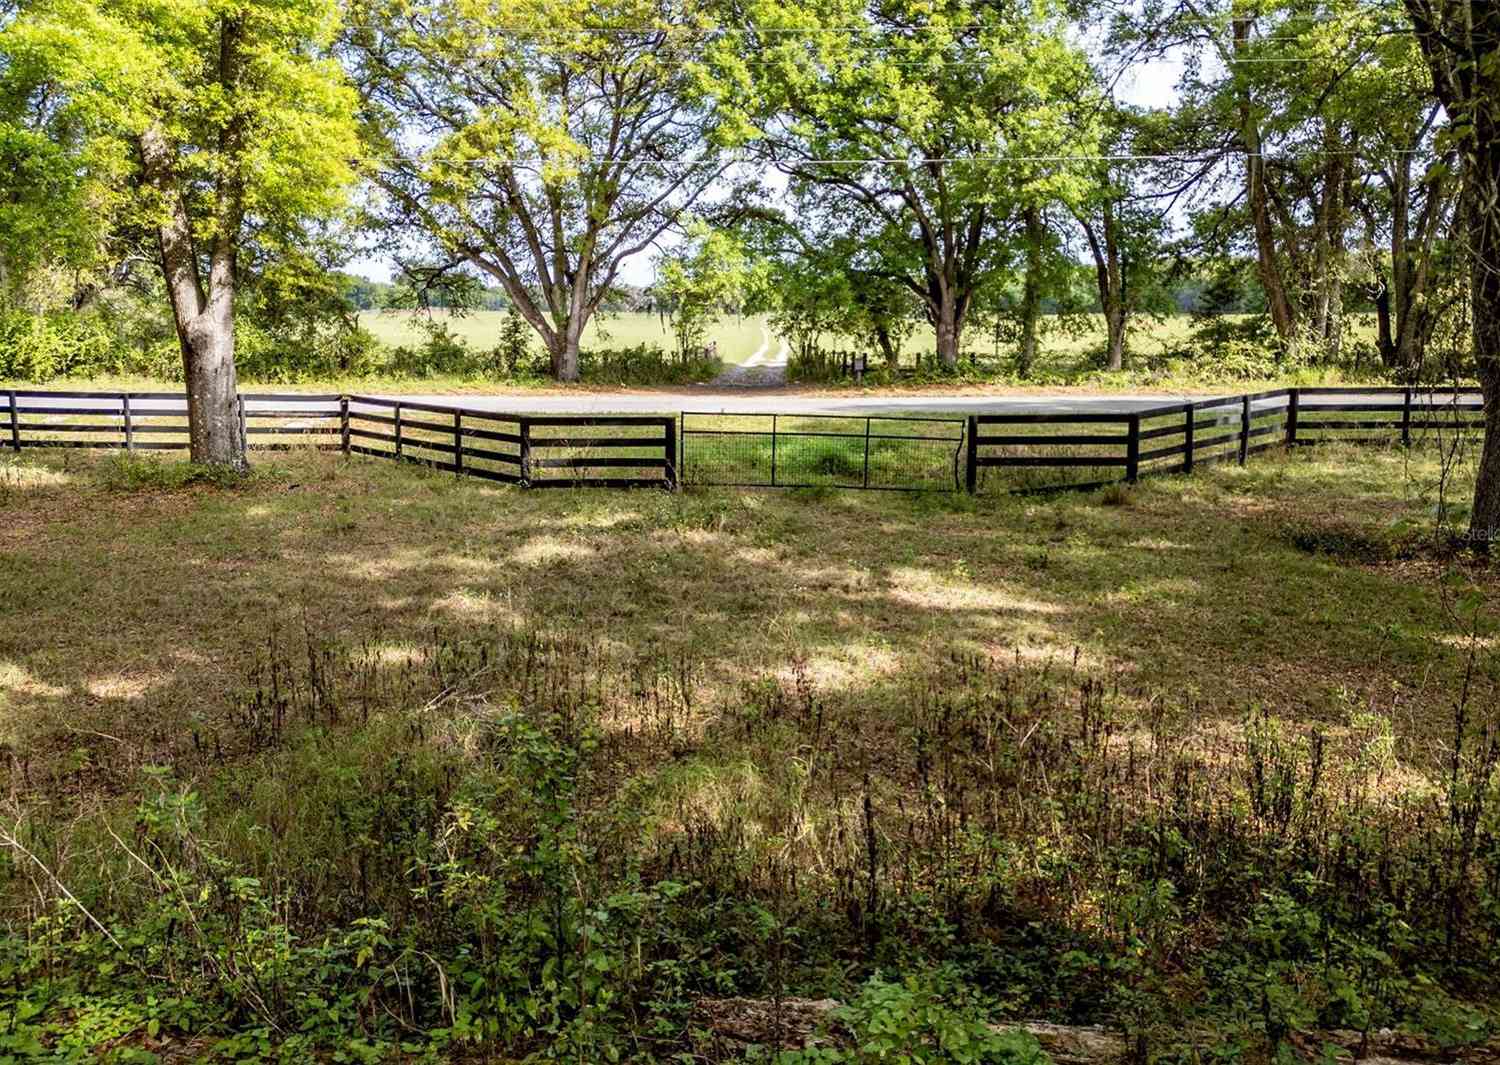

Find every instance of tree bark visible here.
[873,324,899,369]
[1017,206,1043,377]
[1079,205,1126,372]
[548,313,584,382]
[139,123,245,471]
[1235,17,1299,349]
[934,305,961,370]
[1466,141,1500,543]
[1403,0,1500,542]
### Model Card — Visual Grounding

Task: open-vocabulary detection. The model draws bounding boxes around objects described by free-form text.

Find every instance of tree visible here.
[349,0,727,382]
[1140,0,1446,365]
[5,0,358,467]
[707,0,1099,370]
[1402,0,1500,541]
[653,223,757,361]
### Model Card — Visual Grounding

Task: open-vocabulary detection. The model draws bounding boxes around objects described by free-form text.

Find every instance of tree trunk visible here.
[550,322,583,382]
[873,324,899,369]
[1236,18,1299,350]
[1467,144,1500,544]
[182,308,243,467]
[1079,205,1127,372]
[934,308,961,370]
[1374,279,1398,369]
[139,124,246,471]
[1017,206,1044,377]
[1103,302,1126,373]
[1313,138,1346,363]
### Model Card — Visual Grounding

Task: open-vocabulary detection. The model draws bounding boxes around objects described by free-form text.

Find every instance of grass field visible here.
[361,309,775,366]
[2,438,1498,1060]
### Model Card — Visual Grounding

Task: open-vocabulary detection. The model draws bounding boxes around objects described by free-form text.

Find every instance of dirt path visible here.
[709,327,789,387]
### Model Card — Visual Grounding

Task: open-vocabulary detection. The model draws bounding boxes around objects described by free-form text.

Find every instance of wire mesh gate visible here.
[679,412,967,491]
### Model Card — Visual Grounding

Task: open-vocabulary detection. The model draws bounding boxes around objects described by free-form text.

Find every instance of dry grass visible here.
[0,440,1490,805]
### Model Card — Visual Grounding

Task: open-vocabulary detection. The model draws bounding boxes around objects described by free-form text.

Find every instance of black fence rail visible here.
[348,396,523,484]
[1290,387,1485,444]
[0,386,1486,495]
[681,412,966,491]
[346,397,675,488]
[523,415,676,489]
[0,388,342,452]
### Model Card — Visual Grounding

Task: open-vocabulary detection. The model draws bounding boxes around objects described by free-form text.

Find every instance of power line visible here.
[367,148,1438,169]
[389,16,1412,37]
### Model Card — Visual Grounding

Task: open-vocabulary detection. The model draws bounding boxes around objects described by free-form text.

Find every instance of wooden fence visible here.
[345,396,676,488]
[0,386,1485,495]
[967,387,1484,493]
[0,389,342,452]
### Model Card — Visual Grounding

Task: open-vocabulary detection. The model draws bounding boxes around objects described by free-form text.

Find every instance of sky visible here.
[346,53,1188,289]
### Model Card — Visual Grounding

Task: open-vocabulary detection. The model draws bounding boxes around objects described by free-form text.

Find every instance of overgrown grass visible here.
[0,443,1497,1061]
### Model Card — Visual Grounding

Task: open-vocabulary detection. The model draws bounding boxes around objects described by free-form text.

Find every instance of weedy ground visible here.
[0,441,1497,1063]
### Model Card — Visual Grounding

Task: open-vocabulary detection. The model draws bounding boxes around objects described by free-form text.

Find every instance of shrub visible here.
[578,343,719,385]
[0,309,116,380]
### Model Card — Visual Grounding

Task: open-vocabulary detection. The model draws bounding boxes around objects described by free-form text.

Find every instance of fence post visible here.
[394,403,403,459]
[339,396,350,454]
[453,410,463,476]
[862,417,872,488]
[964,415,978,494]
[122,393,134,452]
[663,416,678,490]
[1126,414,1141,484]
[770,414,778,487]
[236,394,248,455]
[1286,389,1299,447]
[1401,387,1413,447]
[519,417,532,486]
[1183,404,1195,474]
[6,390,18,453]
[1238,394,1251,466]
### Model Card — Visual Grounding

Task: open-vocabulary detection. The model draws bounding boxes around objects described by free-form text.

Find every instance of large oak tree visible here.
[707,0,1099,370]
[6,0,358,468]
[349,0,728,381]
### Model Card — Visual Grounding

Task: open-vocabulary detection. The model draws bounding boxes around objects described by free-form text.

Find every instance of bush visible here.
[578,343,719,385]
[0,309,116,380]
[777,976,1049,1065]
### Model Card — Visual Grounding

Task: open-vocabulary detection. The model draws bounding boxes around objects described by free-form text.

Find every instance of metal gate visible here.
[679,412,966,491]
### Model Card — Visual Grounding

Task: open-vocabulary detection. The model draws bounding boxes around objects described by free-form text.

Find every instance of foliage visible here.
[1,590,1498,1060]
[349,0,727,379]
[707,0,1101,368]
[777,976,1048,1065]
[654,224,759,361]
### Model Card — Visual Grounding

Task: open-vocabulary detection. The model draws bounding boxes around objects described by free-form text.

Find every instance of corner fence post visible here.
[1239,394,1251,466]
[339,396,350,455]
[1401,387,1413,447]
[519,417,532,486]
[1286,389,1299,447]
[394,403,403,459]
[453,410,463,476]
[122,393,134,452]
[1126,413,1141,483]
[964,415,979,494]
[1183,404,1195,474]
[663,416,678,490]
[6,390,18,452]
